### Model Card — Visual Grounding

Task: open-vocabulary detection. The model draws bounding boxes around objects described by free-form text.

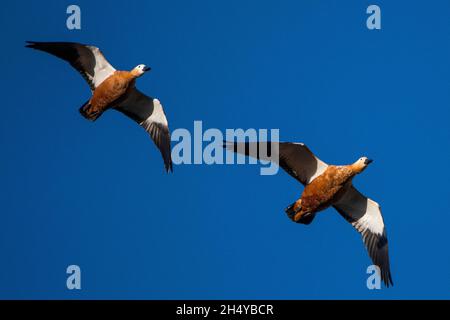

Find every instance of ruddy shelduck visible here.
[26,41,172,172]
[225,141,393,287]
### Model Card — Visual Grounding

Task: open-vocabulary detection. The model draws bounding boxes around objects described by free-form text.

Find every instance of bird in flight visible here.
[26,41,172,172]
[225,141,393,287]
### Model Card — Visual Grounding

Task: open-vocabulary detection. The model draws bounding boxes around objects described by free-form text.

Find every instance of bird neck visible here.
[129,69,142,78]
[349,163,366,174]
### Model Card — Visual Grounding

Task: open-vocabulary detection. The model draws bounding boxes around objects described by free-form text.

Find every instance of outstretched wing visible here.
[333,186,393,287]
[224,141,328,185]
[26,41,116,91]
[115,89,172,173]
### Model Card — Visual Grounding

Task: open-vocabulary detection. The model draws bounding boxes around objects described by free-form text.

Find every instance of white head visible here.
[353,156,373,173]
[131,64,151,77]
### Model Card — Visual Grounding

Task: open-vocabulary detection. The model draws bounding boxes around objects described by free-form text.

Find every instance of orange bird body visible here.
[291,163,366,223]
[226,141,393,287]
[83,70,138,120]
[26,41,173,172]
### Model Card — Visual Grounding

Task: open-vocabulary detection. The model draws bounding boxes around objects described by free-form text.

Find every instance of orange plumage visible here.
[293,165,355,221]
[81,71,137,120]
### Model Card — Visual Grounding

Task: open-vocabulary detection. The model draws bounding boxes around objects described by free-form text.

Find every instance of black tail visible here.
[79,100,101,121]
[79,100,91,119]
[285,202,297,220]
[285,202,316,225]
[297,212,316,225]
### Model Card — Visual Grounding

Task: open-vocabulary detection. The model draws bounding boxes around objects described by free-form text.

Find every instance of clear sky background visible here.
[0,0,449,299]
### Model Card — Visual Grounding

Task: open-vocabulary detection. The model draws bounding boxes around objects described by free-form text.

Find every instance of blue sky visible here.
[0,0,449,299]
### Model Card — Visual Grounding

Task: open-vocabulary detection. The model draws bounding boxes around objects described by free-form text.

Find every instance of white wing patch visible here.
[140,99,169,128]
[334,187,393,287]
[279,142,328,185]
[87,46,116,88]
[350,199,384,235]
[224,141,328,185]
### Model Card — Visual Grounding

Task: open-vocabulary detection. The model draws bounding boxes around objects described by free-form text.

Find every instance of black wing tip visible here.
[25,41,85,49]
[374,234,394,288]
[382,275,394,288]
[389,274,394,287]
[164,161,173,173]
[25,40,51,48]
[223,141,238,153]
[222,140,273,152]
[383,270,394,288]
[25,41,57,51]
[25,40,38,48]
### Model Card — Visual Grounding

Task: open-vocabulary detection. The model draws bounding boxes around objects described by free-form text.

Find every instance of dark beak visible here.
[143,66,151,72]
[364,158,373,165]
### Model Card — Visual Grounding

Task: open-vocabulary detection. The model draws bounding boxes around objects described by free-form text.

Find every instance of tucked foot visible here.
[79,102,102,121]
[294,212,316,225]
[294,211,305,222]
[285,201,302,221]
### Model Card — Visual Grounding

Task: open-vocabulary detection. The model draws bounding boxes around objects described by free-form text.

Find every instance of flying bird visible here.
[225,141,393,287]
[26,41,172,172]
